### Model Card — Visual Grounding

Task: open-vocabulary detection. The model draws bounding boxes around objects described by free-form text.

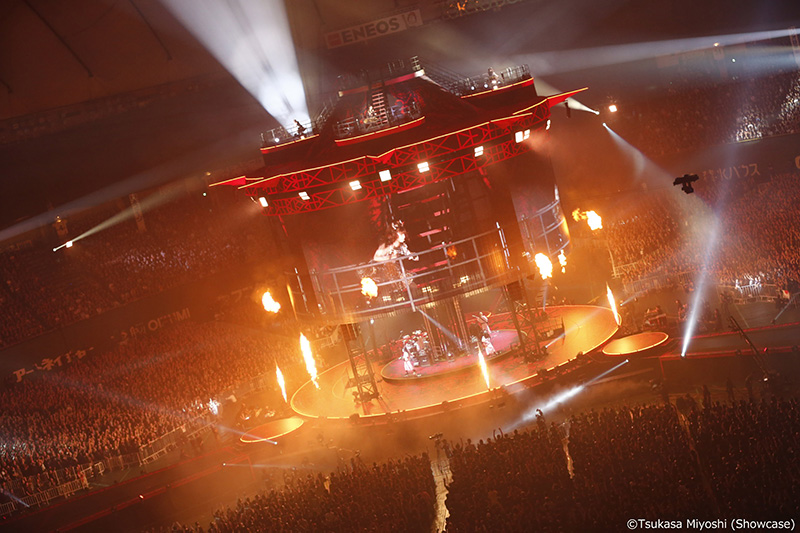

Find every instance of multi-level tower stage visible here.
[215,57,618,419]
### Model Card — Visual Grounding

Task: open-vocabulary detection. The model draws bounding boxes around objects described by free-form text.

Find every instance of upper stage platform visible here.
[212,57,586,217]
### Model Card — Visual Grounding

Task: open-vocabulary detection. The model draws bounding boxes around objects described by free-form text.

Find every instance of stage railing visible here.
[423,61,531,96]
[303,227,515,319]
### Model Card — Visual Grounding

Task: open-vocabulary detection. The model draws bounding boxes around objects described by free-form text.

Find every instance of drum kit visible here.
[401,330,432,367]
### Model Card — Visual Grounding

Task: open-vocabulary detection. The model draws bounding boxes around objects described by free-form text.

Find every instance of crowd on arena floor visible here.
[443,399,800,531]
[147,454,436,533]
[0,321,305,499]
[146,395,800,532]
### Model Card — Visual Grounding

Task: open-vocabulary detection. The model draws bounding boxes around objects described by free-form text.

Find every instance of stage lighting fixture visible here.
[673,173,700,194]
[349,180,362,191]
[379,170,392,182]
[546,120,551,130]
[515,131,523,143]
[298,191,310,200]
[474,145,484,157]
[608,104,618,113]
[65,241,73,249]
[418,161,430,173]
[258,197,269,207]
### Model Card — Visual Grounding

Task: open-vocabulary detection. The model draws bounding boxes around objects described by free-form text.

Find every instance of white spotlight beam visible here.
[516,28,800,76]
[163,0,309,127]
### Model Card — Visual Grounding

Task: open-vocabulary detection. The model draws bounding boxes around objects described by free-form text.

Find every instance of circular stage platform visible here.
[381,329,520,382]
[240,417,305,444]
[602,332,669,357]
[291,305,619,420]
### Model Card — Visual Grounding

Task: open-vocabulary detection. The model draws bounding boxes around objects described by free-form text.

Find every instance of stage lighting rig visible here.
[673,173,699,194]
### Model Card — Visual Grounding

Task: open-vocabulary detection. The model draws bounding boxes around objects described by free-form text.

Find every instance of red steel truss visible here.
[243,103,550,216]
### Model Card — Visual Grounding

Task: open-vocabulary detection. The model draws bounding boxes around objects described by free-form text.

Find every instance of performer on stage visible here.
[474,312,495,355]
[401,336,419,377]
[373,220,418,262]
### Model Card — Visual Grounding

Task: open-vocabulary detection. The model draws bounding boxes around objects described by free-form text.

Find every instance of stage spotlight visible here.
[379,170,392,182]
[673,174,700,194]
[602,122,607,127]
[546,119,551,130]
[515,131,524,143]
[608,104,618,113]
[258,196,269,207]
[474,145,484,157]
[298,191,310,200]
[349,180,362,191]
[418,161,430,173]
[65,241,73,249]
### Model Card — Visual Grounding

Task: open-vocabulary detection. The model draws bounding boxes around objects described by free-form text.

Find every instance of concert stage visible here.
[381,329,520,382]
[291,305,618,420]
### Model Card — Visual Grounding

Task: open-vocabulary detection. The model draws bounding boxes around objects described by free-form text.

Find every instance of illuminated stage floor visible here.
[291,306,619,420]
[381,330,520,382]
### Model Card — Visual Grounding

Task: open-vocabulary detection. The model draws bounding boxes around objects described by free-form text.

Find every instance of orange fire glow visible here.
[534,253,553,280]
[299,333,320,389]
[477,349,491,390]
[572,209,603,231]
[558,249,567,273]
[607,284,621,326]
[360,277,378,298]
[276,364,287,402]
[586,210,603,230]
[261,291,281,313]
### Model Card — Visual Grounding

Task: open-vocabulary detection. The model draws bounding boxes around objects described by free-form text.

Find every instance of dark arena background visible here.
[1,1,800,532]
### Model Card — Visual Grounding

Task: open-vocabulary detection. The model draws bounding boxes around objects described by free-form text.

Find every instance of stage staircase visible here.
[369,90,389,127]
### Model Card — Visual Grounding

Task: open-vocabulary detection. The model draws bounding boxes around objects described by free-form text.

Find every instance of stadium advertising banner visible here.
[325,10,422,49]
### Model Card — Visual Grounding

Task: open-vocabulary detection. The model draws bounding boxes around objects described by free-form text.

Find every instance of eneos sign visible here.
[325,10,422,49]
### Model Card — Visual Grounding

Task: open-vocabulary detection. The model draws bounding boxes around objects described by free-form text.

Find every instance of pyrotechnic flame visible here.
[261,291,281,313]
[299,333,320,389]
[534,253,553,280]
[360,277,378,298]
[586,210,603,230]
[607,284,621,326]
[276,364,287,402]
[572,209,603,231]
[558,249,567,273]
[477,349,491,390]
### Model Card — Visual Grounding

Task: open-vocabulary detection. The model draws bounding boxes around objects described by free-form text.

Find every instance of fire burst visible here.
[607,284,621,326]
[261,291,281,313]
[360,277,378,298]
[276,364,288,402]
[534,253,553,280]
[477,349,491,390]
[299,333,320,389]
[558,249,567,273]
[572,209,603,231]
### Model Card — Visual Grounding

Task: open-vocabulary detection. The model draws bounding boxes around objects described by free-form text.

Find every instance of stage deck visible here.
[381,329,520,382]
[240,417,305,444]
[603,332,669,357]
[291,306,618,419]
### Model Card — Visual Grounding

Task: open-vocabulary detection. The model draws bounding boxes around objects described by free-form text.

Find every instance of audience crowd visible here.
[0,320,305,499]
[613,69,800,157]
[152,455,436,533]
[444,399,799,531]
[0,191,274,348]
[605,171,800,293]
